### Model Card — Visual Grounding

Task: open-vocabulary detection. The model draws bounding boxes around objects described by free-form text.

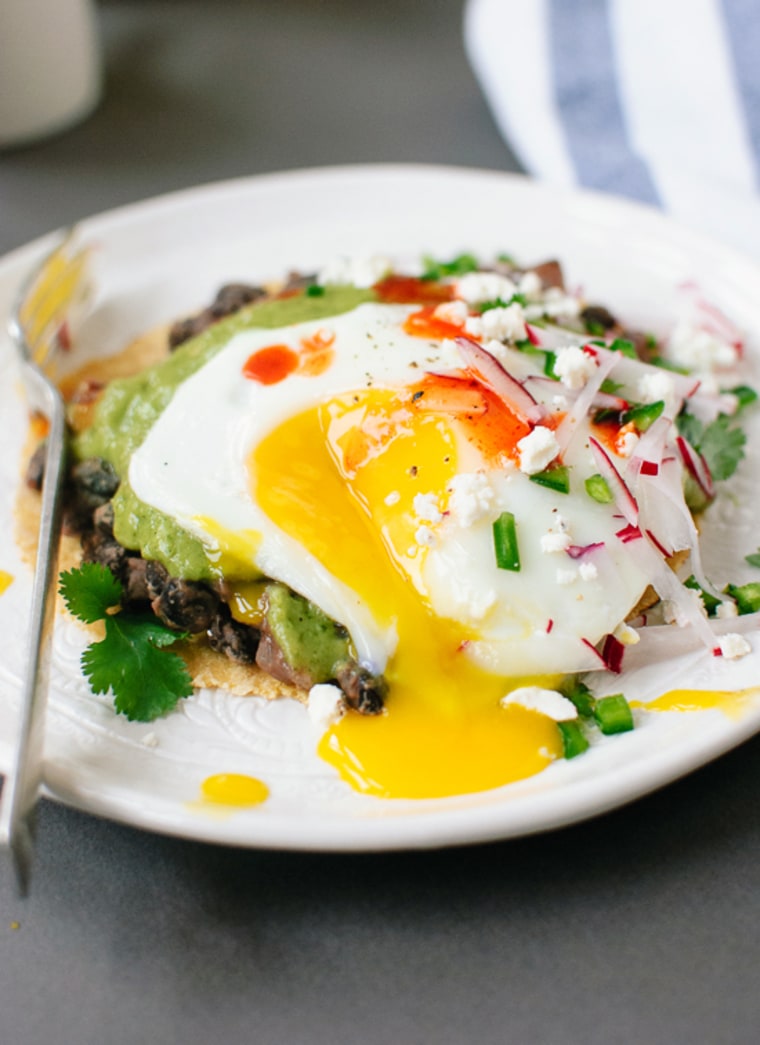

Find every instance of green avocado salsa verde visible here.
[73,285,373,581]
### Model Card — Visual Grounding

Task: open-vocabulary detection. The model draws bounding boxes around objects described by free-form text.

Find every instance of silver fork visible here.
[1,230,91,895]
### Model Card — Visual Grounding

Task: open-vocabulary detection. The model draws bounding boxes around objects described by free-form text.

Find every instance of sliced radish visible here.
[675,435,715,502]
[455,336,547,424]
[589,436,639,525]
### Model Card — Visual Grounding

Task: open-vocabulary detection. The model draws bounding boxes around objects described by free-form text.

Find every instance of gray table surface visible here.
[2,3,759,1043]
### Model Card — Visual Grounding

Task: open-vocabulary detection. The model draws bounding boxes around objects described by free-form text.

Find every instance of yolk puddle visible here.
[201,773,269,807]
[633,687,760,721]
[251,389,564,799]
[0,571,13,595]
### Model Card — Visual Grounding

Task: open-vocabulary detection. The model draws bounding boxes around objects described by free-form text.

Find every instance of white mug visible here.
[0,0,102,149]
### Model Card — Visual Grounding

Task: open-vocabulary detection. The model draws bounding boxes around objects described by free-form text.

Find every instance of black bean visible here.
[207,605,259,664]
[151,577,218,633]
[81,530,128,577]
[334,662,387,715]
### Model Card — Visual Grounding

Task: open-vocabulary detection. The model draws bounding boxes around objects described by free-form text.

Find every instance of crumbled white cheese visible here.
[308,683,346,729]
[579,561,598,581]
[541,531,572,554]
[667,319,739,372]
[447,472,495,526]
[384,490,401,506]
[553,345,597,390]
[500,686,578,721]
[716,600,739,620]
[464,303,526,342]
[517,425,560,475]
[637,370,678,415]
[552,393,569,410]
[525,288,581,320]
[663,587,709,626]
[317,255,392,289]
[614,621,640,646]
[453,585,498,621]
[433,299,468,326]
[415,525,437,548]
[616,429,640,458]
[455,271,517,305]
[141,732,159,748]
[718,632,751,659]
[556,567,578,586]
[413,492,443,523]
[518,271,543,301]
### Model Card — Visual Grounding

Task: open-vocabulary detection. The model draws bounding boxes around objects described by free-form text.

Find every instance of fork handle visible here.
[0,364,66,895]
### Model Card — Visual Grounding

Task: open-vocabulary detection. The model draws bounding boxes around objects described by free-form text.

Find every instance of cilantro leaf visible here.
[698,414,746,481]
[421,253,479,281]
[59,562,193,721]
[59,562,123,623]
[82,613,193,722]
[745,549,760,568]
[676,411,746,482]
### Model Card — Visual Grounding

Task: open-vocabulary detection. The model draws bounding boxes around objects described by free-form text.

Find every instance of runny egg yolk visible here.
[251,387,563,799]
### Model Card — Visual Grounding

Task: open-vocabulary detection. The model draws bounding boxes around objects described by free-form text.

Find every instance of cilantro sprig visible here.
[59,563,193,721]
[677,412,747,482]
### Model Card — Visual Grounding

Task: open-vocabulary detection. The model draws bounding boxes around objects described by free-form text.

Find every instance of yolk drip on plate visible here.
[251,387,564,800]
[633,687,760,721]
[201,773,269,807]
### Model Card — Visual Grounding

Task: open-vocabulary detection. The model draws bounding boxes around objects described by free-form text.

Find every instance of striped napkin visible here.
[465,0,760,261]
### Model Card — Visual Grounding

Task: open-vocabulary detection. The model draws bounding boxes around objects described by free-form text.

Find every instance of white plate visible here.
[2,164,760,851]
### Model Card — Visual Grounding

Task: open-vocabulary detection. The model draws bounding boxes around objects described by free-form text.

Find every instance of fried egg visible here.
[129,300,651,701]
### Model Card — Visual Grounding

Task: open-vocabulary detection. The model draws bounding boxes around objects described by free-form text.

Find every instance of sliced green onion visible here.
[305,284,325,297]
[585,473,614,504]
[724,581,760,615]
[530,463,570,494]
[593,694,634,735]
[559,677,596,718]
[622,400,665,432]
[557,720,590,759]
[492,511,520,571]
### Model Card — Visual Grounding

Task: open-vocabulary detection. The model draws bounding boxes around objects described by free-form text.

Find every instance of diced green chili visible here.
[585,474,614,504]
[608,338,638,359]
[622,400,665,432]
[557,720,590,759]
[684,576,721,617]
[492,511,520,571]
[593,694,634,735]
[724,582,760,615]
[559,677,596,718]
[530,463,570,494]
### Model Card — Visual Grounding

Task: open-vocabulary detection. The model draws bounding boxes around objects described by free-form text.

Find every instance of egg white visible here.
[128,302,651,676]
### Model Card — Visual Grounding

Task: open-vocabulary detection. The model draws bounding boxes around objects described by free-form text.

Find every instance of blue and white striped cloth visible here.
[465,0,760,260]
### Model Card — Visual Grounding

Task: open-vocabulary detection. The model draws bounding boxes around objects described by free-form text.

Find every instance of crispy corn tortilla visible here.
[15,324,303,704]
